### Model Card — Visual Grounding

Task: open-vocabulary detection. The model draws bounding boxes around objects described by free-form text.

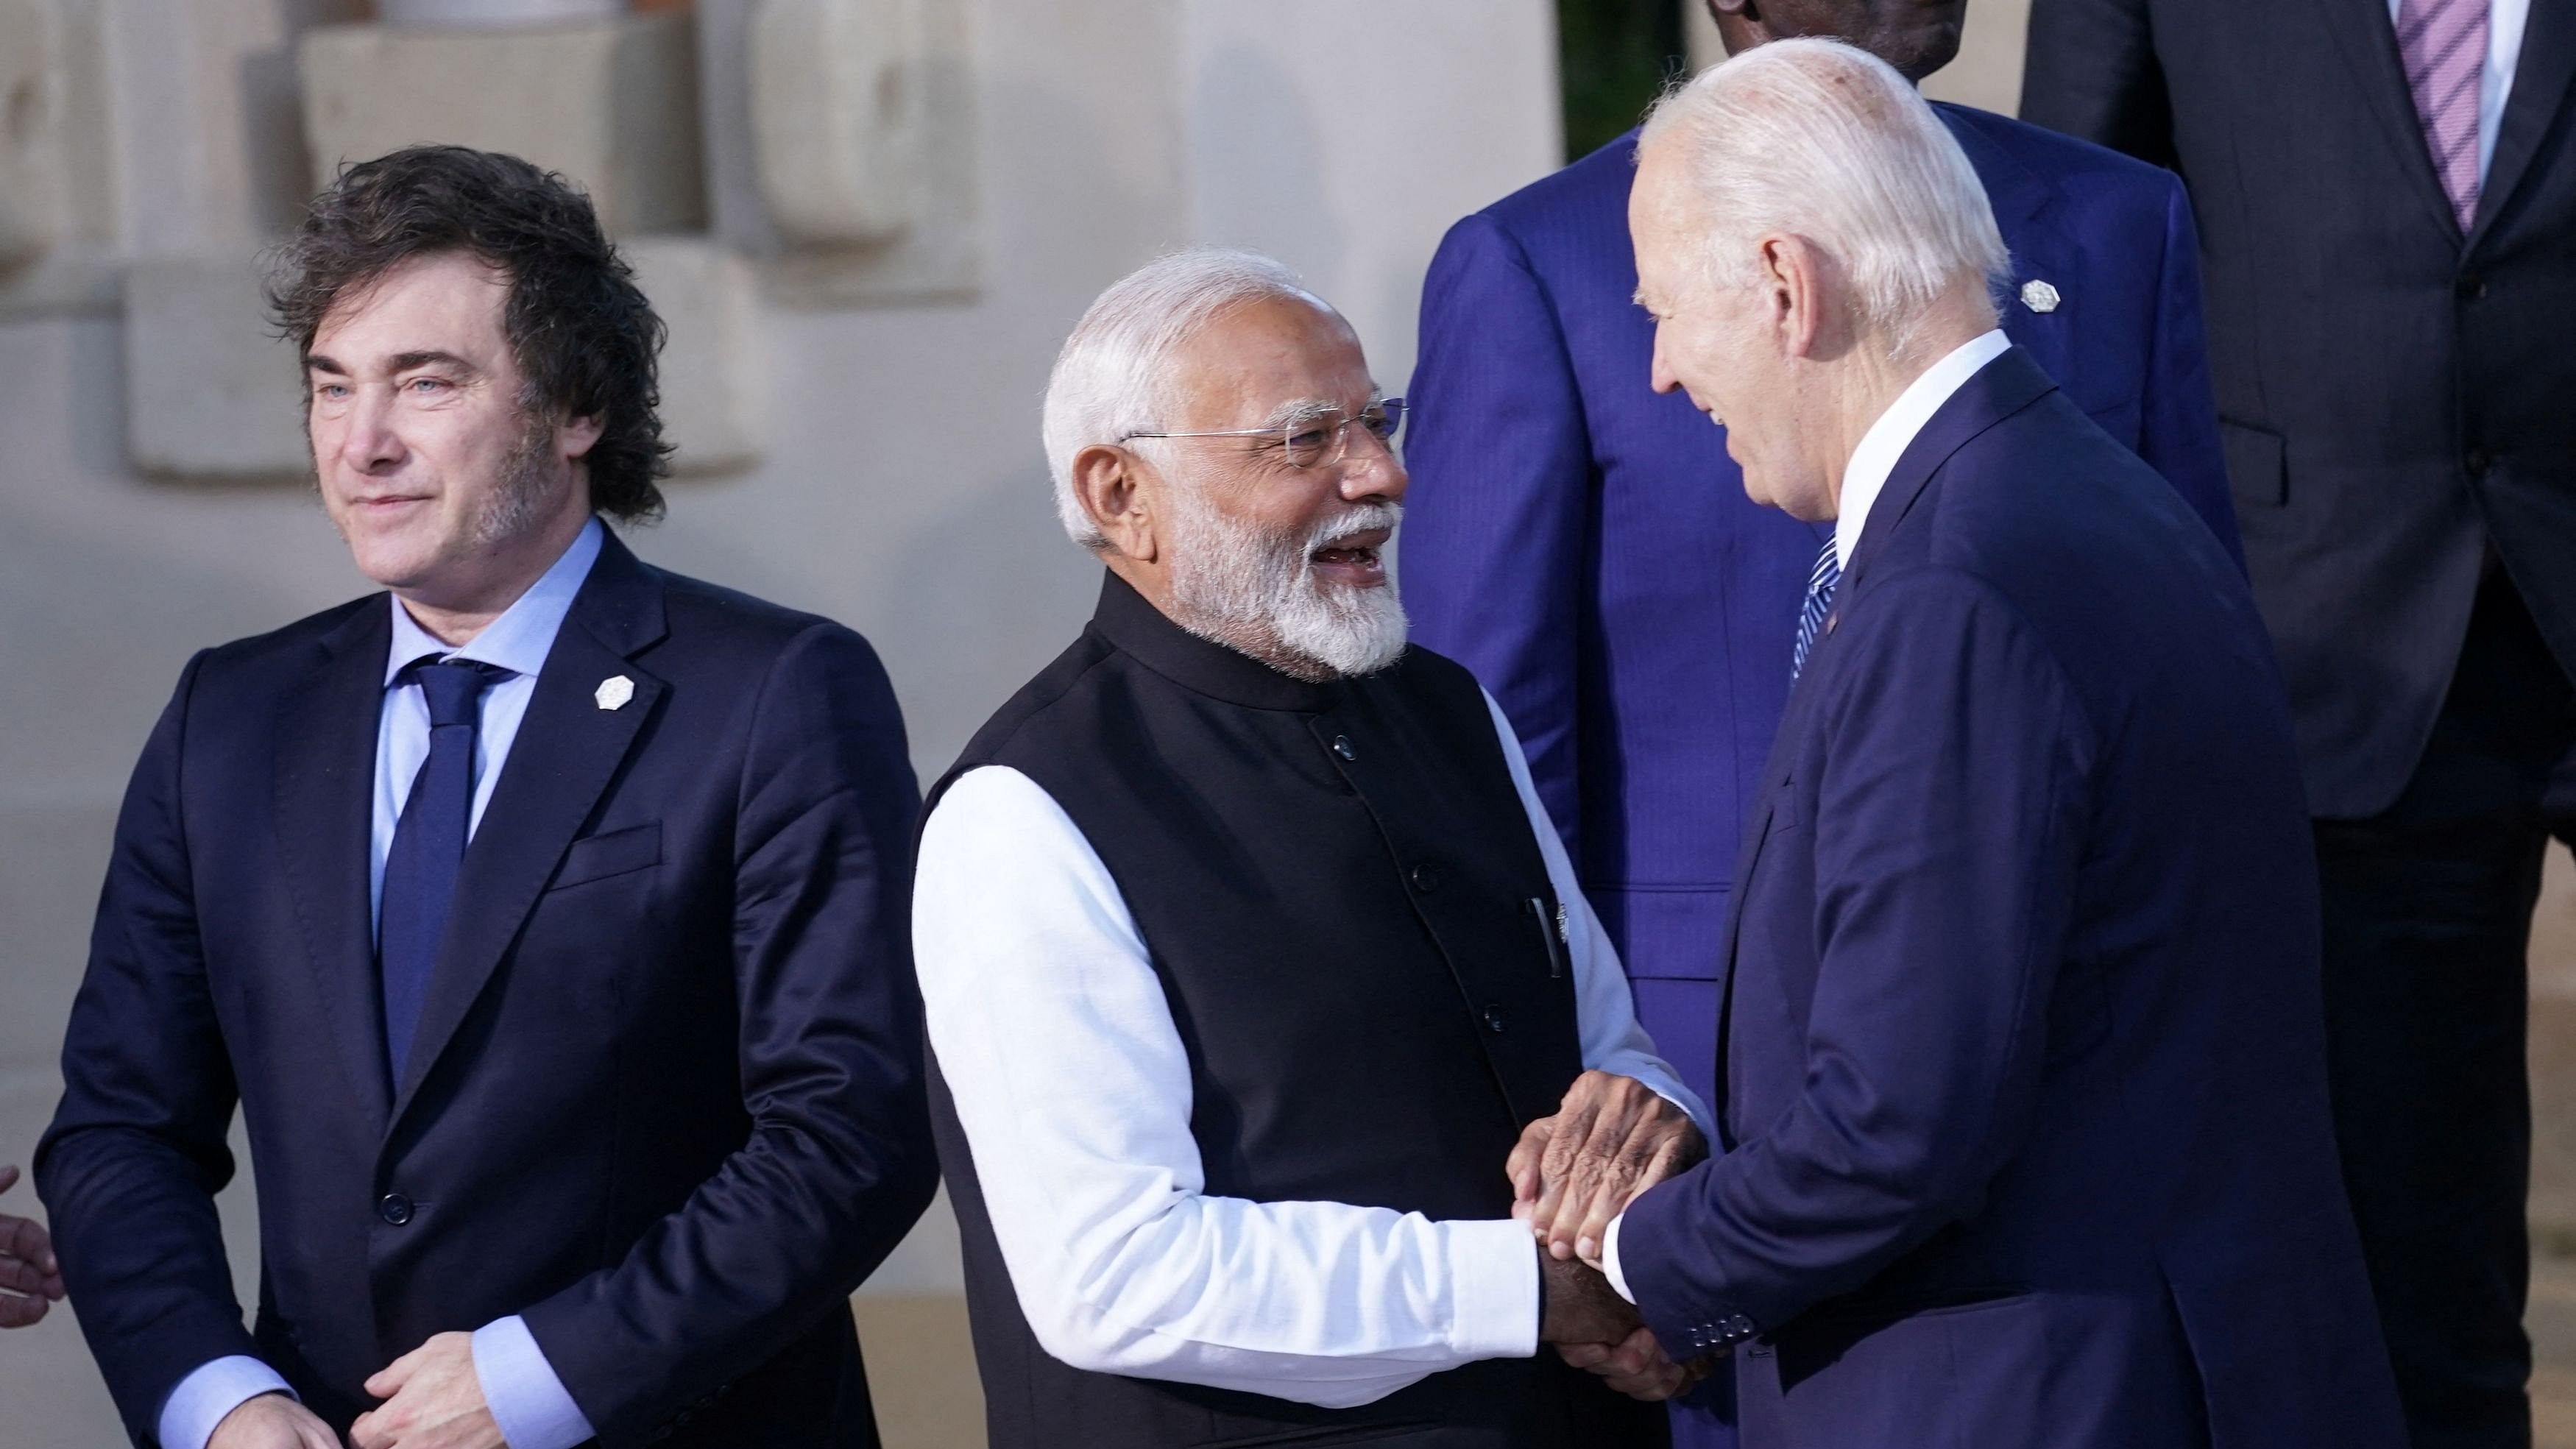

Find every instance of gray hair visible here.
[1639,38,2008,358]
[1041,247,1320,549]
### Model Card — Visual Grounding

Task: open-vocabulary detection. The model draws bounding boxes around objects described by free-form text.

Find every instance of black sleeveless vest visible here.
[924,573,1669,1448]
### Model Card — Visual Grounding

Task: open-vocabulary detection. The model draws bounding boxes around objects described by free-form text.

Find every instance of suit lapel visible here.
[389,536,670,1124]
[1844,347,2061,590]
[272,599,396,1130]
[2469,0,2575,252]
[2312,0,2471,239]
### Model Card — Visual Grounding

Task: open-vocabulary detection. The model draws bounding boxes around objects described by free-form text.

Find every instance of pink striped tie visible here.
[2396,0,2489,230]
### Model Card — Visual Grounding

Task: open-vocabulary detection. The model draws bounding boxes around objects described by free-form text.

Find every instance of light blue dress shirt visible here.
[160,519,605,1449]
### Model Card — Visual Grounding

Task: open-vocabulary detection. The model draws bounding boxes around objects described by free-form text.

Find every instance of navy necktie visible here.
[1791,540,1841,682]
[379,656,507,1085]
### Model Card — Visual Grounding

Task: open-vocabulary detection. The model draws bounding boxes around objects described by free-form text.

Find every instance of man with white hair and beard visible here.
[913,249,1716,1448]
[1598,40,2402,1448]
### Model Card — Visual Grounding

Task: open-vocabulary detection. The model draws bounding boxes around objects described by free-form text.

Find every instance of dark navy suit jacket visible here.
[1403,109,2240,1124]
[1617,347,2399,1447]
[38,532,938,1448]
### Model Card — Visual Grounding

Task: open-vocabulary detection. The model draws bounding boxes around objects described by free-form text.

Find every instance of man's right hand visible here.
[0,1163,65,1328]
[1537,1248,1639,1347]
[208,1393,342,1449]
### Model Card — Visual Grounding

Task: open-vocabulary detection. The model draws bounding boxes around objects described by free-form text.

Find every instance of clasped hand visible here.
[1515,1071,1711,1403]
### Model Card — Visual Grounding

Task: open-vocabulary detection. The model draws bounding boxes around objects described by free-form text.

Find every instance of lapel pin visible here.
[2020,279,2062,314]
[595,676,634,711]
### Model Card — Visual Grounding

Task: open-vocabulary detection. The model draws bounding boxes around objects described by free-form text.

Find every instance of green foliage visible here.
[1559,0,1690,161]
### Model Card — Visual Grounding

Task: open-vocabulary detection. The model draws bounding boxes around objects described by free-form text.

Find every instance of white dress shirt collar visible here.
[385,516,605,681]
[1832,328,2011,572]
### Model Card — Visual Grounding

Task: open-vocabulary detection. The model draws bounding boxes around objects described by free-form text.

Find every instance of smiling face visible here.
[1117,294,1412,677]
[1630,138,1836,520]
[305,250,599,620]
[1163,296,1404,575]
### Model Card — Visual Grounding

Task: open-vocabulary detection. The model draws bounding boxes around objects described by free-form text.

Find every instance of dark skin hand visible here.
[1560,1328,1724,1402]
[1510,1071,1708,1266]
[0,1165,66,1328]
[1538,1253,1712,1403]
[1705,0,1970,81]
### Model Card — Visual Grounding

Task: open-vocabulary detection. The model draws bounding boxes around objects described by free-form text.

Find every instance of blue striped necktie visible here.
[1791,540,1841,683]
[378,655,509,1085]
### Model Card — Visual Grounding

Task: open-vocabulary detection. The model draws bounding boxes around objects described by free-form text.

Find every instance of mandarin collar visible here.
[1087,570,1348,712]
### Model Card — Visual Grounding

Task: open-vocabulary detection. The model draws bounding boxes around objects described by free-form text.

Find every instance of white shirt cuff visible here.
[472,1315,596,1449]
[159,1356,294,1449]
[1443,1216,1541,1360]
[1602,1213,1636,1305]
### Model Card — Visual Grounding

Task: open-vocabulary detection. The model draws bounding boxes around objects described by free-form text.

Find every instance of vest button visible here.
[376,1192,414,1226]
[1410,863,1439,893]
[1331,734,1356,761]
[1483,1004,1507,1034]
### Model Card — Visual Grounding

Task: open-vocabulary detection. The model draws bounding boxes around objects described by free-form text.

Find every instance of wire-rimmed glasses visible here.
[1122,397,1406,470]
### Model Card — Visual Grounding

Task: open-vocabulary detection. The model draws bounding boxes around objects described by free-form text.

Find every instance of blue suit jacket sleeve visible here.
[1618,572,2092,1338]
[517,623,938,1443]
[2135,173,2243,571]
[36,651,265,1445]
[1401,212,1593,860]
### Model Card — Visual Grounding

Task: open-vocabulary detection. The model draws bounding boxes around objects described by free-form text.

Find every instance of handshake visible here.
[1512,1071,1713,1403]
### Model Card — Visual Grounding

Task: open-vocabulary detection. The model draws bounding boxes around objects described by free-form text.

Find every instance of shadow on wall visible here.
[1184,38,1351,301]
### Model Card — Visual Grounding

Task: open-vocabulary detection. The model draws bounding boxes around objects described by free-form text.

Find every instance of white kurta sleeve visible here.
[912,765,1540,1408]
[1479,689,1716,1141]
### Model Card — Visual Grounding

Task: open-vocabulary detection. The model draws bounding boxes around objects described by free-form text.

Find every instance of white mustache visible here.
[1306,504,1402,553]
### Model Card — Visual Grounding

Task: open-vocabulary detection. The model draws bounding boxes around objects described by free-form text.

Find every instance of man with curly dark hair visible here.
[37,145,938,1449]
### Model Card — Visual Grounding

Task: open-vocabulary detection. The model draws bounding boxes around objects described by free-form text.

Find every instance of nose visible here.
[1340,428,1408,505]
[1649,331,1682,395]
[333,385,407,475]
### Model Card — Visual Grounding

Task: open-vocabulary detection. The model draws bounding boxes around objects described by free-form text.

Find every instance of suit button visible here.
[2467,448,2492,478]
[2457,272,2488,300]
[1483,1004,1507,1034]
[376,1193,414,1226]
[1331,734,1357,761]
[1410,863,1439,893]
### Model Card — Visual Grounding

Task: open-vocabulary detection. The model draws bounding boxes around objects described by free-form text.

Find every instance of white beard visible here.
[1166,491,1409,680]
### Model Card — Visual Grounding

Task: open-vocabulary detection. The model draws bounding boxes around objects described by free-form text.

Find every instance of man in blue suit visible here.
[1402,0,2239,1133]
[38,147,937,1449]
[1588,40,2399,1446]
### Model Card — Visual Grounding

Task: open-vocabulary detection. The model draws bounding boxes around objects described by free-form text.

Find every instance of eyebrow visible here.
[301,350,483,377]
[1253,390,1384,432]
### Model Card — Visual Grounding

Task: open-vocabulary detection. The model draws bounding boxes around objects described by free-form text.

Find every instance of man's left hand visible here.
[1510,1070,1707,1266]
[353,1333,504,1449]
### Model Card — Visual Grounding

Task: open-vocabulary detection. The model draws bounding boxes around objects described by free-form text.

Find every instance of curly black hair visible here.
[265,145,670,523]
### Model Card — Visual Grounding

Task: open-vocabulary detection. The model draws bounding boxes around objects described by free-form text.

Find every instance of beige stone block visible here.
[299,14,707,236]
[0,0,121,316]
[0,0,67,268]
[697,0,978,305]
[121,255,308,480]
[623,235,762,473]
[748,0,928,246]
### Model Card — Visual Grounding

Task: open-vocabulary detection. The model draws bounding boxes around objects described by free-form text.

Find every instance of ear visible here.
[559,411,606,461]
[1708,0,1766,50]
[1757,234,1825,361]
[1072,442,1161,564]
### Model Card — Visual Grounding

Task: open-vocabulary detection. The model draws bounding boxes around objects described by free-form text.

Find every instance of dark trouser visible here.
[2318,567,2576,1449]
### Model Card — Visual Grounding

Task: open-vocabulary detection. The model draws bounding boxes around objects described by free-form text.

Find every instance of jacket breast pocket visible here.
[550,821,661,890]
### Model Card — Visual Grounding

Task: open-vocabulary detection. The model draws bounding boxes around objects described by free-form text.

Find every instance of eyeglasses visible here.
[1122,397,1406,470]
